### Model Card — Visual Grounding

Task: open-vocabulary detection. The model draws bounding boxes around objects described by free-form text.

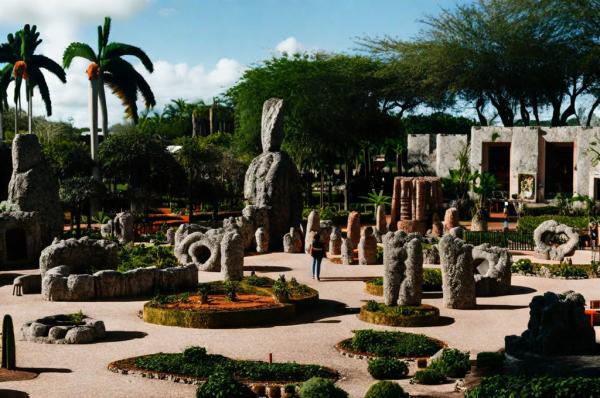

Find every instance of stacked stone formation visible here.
[443,207,460,232]
[7,134,62,245]
[221,230,244,281]
[533,220,579,261]
[439,234,476,309]
[113,212,134,244]
[165,227,176,245]
[243,98,302,250]
[255,227,269,253]
[505,291,598,357]
[174,223,209,248]
[329,227,342,255]
[341,238,353,265]
[382,231,424,307]
[347,211,361,249]
[283,227,303,253]
[398,237,423,306]
[375,204,387,242]
[472,243,512,296]
[304,210,320,253]
[358,226,378,265]
[431,213,443,237]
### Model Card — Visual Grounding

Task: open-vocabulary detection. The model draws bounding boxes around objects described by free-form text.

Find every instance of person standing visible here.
[309,234,325,280]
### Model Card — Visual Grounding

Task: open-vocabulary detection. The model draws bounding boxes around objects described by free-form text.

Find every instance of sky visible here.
[0,0,468,128]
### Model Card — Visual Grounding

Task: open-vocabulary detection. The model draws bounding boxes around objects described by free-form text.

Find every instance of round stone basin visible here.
[21,314,105,344]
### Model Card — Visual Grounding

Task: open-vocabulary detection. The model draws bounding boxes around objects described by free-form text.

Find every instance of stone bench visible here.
[12,274,42,296]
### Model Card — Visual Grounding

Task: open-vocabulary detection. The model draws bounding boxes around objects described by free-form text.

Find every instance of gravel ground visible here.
[0,251,598,398]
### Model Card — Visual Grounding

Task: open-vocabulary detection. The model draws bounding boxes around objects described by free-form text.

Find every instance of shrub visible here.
[475,352,504,372]
[376,246,384,264]
[364,381,408,398]
[69,310,85,324]
[423,268,442,291]
[369,277,383,286]
[273,274,291,301]
[198,283,211,303]
[367,357,409,380]
[184,346,208,363]
[299,377,348,398]
[517,215,588,234]
[246,274,272,287]
[464,375,600,398]
[365,300,380,312]
[117,244,178,273]
[223,281,239,302]
[196,371,255,398]
[412,368,446,385]
[348,330,443,358]
[511,258,533,274]
[429,349,470,378]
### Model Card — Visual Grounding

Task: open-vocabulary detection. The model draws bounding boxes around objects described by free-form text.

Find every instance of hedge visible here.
[517,215,589,234]
[465,375,600,398]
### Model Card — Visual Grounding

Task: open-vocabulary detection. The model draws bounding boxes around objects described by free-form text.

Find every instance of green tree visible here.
[63,16,156,148]
[0,24,66,134]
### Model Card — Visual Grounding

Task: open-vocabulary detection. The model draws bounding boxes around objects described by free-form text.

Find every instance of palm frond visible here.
[29,68,52,116]
[63,42,97,68]
[103,72,139,123]
[103,42,154,72]
[102,17,111,48]
[31,54,66,83]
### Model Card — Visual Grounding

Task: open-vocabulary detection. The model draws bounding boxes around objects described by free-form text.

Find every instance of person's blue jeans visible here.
[312,256,323,279]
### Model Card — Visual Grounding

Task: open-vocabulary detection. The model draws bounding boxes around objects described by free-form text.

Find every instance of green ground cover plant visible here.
[135,346,338,382]
[341,329,443,358]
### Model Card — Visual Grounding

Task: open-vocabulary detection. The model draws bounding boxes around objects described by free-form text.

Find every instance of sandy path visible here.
[0,252,598,398]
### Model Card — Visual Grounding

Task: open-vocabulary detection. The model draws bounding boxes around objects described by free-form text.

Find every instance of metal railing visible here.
[464,231,534,251]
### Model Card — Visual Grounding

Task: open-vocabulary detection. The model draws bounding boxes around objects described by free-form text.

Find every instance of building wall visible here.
[407,134,436,174]
[436,134,468,178]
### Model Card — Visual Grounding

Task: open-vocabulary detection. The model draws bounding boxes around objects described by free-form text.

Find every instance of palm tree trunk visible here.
[89,78,100,216]
[89,79,99,164]
[98,75,109,137]
[0,109,4,142]
[27,84,32,134]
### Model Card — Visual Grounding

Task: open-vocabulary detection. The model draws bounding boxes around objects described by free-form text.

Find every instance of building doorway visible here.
[545,142,574,199]
[5,228,27,262]
[483,143,511,194]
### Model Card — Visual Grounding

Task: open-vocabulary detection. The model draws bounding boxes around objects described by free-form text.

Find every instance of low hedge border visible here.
[143,301,296,329]
[358,304,441,327]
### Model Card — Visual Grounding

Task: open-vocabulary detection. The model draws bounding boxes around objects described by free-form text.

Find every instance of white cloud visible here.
[275,37,306,55]
[157,8,177,17]
[0,0,149,59]
[0,0,245,128]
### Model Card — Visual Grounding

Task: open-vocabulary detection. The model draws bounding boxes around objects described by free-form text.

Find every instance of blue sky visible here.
[0,0,469,126]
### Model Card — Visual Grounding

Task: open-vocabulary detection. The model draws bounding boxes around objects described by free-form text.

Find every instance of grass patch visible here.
[117,244,178,273]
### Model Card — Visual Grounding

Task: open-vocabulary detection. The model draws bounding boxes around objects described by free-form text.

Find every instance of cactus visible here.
[2,314,16,370]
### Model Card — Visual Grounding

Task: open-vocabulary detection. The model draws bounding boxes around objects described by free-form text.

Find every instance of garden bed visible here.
[358,301,441,327]
[108,346,338,385]
[335,329,445,360]
[143,277,318,328]
[511,258,598,279]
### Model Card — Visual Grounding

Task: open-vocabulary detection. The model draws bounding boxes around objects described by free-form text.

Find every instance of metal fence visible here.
[464,231,534,251]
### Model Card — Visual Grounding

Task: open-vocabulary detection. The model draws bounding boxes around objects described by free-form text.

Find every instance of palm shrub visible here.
[364,381,408,398]
[412,368,445,385]
[299,377,348,398]
[2,314,16,370]
[223,281,239,302]
[367,358,409,380]
[196,371,255,398]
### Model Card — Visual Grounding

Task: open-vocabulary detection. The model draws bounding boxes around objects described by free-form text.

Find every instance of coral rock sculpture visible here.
[533,220,579,261]
[358,226,378,265]
[439,234,476,309]
[472,243,512,296]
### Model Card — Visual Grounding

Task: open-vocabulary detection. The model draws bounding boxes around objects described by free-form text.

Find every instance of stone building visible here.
[407,126,600,202]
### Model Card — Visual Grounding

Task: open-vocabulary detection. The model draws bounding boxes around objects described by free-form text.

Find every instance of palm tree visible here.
[63,16,155,151]
[0,65,11,141]
[0,25,66,134]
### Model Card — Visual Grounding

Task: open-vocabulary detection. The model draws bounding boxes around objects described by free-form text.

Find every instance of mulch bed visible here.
[161,294,278,311]
[0,368,38,382]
